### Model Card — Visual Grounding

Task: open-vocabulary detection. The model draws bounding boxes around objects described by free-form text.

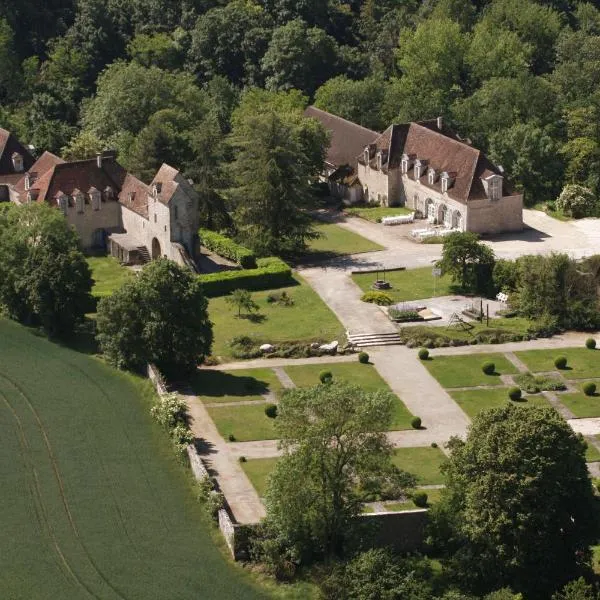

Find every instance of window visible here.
[11,153,23,172]
[154,214,157,223]
[489,177,502,200]
[174,206,178,220]
[75,194,84,213]
[428,169,435,185]
[401,159,408,174]
[414,160,422,180]
[441,178,448,194]
[376,152,382,170]
[364,149,370,164]
[91,192,101,211]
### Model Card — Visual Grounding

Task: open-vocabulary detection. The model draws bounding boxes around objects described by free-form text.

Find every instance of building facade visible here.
[305,108,523,235]
[0,131,200,267]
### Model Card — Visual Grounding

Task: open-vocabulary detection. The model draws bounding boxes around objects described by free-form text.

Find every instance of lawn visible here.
[556,390,600,418]
[0,318,266,600]
[207,404,278,442]
[386,487,444,512]
[189,368,282,404]
[86,255,133,298]
[304,221,384,259]
[241,457,279,498]
[423,353,519,388]
[209,275,345,360]
[284,362,414,430]
[585,439,600,462]
[352,266,455,302]
[531,202,571,222]
[516,348,600,379]
[391,447,447,486]
[343,205,413,222]
[450,388,552,419]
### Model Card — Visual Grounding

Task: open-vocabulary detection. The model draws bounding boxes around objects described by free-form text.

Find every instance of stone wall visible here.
[147,363,168,396]
[64,198,121,249]
[360,509,429,553]
[358,162,391,205]
[466,193,524,234]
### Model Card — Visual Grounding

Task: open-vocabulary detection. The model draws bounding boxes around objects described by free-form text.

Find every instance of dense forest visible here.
[1,0,599,212]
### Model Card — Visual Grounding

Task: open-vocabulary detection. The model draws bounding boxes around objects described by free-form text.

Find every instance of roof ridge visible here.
[306,105,380,136]
[409,122,479,155]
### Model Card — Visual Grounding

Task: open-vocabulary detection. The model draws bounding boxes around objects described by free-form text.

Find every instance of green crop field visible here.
[0,318,266,600]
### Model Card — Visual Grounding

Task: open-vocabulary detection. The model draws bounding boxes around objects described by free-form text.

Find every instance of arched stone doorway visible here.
[151,237,162,259]
[426,198,435,221]
[438,204,448,226]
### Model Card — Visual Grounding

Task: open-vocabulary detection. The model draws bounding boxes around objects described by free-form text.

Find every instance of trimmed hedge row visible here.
[200,229,257,269]
[198,257,293,297]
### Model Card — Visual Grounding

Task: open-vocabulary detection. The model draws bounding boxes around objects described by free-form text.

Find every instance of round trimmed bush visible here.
[228,433,236,442]
[586,338,597,350]
[508,387,522,401]
[554,355,568,370]
[431,442,438,448]
[482,361,495,375]
[265,403,278,418]
[583,382,597,396]
[238,456,247,463]
[358,352,369,364]
[412,492,428,508]
[411,416,422,429]
[418,348,429,360]
[319,370,333,384]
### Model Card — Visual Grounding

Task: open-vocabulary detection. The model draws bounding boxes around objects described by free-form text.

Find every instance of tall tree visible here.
[0,203,93,336]
[430,404,598,599]
[261,381,415,563]
[228,109,325,255]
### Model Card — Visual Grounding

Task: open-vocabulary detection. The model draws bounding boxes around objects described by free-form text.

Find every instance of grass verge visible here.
[304,221,384,259]
[516,348,600,379]
[207,404,278,442]
[391,447,447,486]
[343,205,413,222]
[86,255,132,298]
[241,457,279,498]
[189,368,282,403]
[450,388,552,419]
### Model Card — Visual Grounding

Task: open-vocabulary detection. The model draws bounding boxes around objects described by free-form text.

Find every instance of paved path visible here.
[273,366,296,389]
[182,391,266,524]
[205,354,357,371]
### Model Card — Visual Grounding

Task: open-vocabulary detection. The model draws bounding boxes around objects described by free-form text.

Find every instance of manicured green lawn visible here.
[423,353,519,388]
[207,404,278,442]
[86,255,133,298]
[352,266,455,302]
[241,457,279,497]
[189,368,282,403]
[391,447,447,486]
[305,221,384,258]
[450,388,552,419]
[386,487,444,511]
[585,439,600,462]
[516,348,600,379]
[0,319,266,600]
[531,202,571,222]
[343,205,413,222]
[556,391,600,418]
[208,275,345,360]
[284,362,414,430]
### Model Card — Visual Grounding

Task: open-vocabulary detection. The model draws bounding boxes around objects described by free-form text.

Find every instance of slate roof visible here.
[0,128,35,183]
[304,106,379,169]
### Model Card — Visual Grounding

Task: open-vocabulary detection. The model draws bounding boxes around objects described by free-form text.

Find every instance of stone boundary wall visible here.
[147,363,168,396]
[360,509,428,552]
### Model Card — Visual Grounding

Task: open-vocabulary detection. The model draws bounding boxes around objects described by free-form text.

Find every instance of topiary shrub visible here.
[431,442,438,448]
[586,338,597,350]
[418,348,429,360]
[239,456,247,463]
[265,403,278,418]
[482,361,495,375]
[583,382,597,396]
[319,370,333,384]
[412,492,428,508]
[228,433,236,442]
[508,387,522,401]
[554,355,568,370]
[360,291,394,305]
[358,352,369,364]
[411,416,422,429]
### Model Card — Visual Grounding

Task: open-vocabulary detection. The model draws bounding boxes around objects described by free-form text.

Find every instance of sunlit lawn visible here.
[450,388,552,419]
[208,275,344,360]
[556,387,600,418]
[240,457,279,498]
[189,368,282,404]
[386,487,444,511]
[423,353,519,388]
[343,205,413,222]
[305,221,384,259]
[352,266,455,302]
[284,362,414,430]
[585,439,600,462]
[391,447,447,485]
[207,404,278,442]
[516,348,600,379]
[86,255,133,298]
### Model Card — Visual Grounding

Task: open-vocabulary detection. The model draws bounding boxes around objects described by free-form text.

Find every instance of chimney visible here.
[96,153,102,169]
[437,116,443,130]
[498,165,504,174]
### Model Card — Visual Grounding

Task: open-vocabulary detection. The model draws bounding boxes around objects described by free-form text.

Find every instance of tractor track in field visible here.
[0,370,131,600]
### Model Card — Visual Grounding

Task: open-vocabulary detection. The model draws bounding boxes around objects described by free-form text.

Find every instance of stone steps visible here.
[137,246,151,264]
[347,331,403,348]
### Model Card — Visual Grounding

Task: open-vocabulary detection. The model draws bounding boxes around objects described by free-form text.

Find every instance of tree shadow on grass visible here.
[188,369,270,400]
[242,313,266,324]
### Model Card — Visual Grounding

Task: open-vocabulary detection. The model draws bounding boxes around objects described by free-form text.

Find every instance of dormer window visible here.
[489,176,502,200]
[414,160,423,180]
[12,152,23,173]
[440,171,455,194]
[153,182,162,199]
[128,191,136,203]
[90,187,101,211]
[57,192,68,215]
[104,186,114,201]
[364,148,370,164]
[428,168,436,185]
[376,152,382,170]
[73,189,84,213]
[401,153,410,174]
[24,173,31,190]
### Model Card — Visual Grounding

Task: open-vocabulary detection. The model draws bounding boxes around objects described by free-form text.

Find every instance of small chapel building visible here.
[304,107,523,235]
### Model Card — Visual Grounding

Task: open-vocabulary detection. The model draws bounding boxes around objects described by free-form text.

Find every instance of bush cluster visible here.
[583,382,597,396]
[513,372,566,394]
[198,257,293,297]
[150,392,193,459]
[388,308,422,322]
[200,228,257,269]
[360,291,394,305]
[481,361,495,375]
[412,492,428,508]
[266,290,294,306]
[230,335,338,359]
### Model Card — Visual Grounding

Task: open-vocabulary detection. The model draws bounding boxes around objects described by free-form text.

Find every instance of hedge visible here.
[198,257,293,297]
[200,229,257,269]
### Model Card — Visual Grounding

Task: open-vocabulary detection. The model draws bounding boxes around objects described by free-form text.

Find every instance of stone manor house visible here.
[305,106,523,235]
[0,128,200,266]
